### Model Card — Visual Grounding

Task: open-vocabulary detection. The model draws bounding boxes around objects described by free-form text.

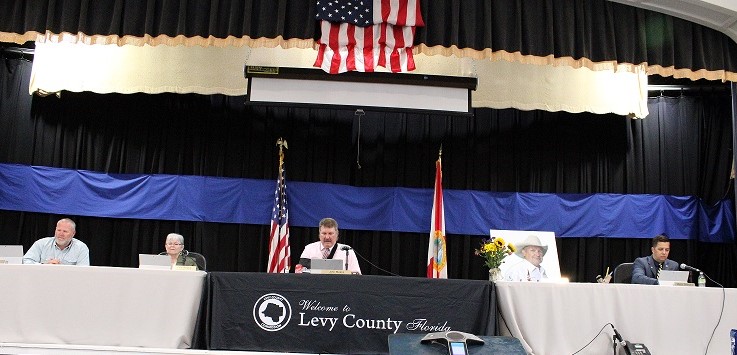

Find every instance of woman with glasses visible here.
[164,233,198,270]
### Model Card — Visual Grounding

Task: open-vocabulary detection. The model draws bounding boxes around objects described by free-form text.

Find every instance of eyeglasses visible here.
[165,242,183,246]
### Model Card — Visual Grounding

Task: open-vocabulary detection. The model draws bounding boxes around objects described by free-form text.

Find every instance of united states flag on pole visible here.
[268,141,291,273]
[314,0,424,74]
[427,155,447,278]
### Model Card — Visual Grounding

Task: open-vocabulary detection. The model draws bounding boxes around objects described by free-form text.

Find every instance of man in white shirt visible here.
[299,218,361,274]
[23,218,90,265]
[504,235,547,281]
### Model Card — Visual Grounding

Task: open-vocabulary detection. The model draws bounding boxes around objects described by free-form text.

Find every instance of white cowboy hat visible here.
[514,235,548,258]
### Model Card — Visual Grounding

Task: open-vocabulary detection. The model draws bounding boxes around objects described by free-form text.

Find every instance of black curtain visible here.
[1,57,735,286]
[2,0,737,75]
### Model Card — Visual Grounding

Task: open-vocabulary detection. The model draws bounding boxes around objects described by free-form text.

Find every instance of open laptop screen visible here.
[0,245,23,265]
[658,270,690,286]
[138,254,171,270]
[310,258,344,271]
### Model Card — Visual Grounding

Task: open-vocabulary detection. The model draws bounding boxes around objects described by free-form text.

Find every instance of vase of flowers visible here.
[488,267,502,282]
[475,237,515,282]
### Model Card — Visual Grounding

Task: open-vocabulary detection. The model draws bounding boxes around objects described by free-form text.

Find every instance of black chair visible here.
[612,262,634,283]
[187,251,207,271]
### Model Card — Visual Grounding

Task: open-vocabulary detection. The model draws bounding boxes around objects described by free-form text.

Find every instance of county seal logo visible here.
[253,293,292,332]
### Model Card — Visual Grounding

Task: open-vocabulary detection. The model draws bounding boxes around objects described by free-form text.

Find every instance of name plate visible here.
[173,265,198,271]
[0,257,22,265]
[673,282,695,287]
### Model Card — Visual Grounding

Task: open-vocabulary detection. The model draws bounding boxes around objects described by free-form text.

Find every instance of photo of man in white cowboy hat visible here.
[491,229,562,281]
[503,234,549,282]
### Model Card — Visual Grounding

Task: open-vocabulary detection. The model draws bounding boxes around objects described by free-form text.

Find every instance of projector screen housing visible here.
[245,67,477,115]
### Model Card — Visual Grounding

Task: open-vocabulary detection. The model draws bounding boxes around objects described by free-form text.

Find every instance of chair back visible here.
[187,251,207,271]
[612,262,634,283]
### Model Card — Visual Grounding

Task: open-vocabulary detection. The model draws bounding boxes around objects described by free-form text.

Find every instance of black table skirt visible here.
[194,272,496,354]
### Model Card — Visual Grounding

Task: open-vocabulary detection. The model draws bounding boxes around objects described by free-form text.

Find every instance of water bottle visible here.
[697,271,706,287]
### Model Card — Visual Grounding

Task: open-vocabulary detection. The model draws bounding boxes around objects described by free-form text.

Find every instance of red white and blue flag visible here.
[314,0,424,74]
[268,147,291,273]
[427,155,447,278]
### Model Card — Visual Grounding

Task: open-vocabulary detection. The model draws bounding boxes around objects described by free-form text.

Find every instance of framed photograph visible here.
[490,229,561,280]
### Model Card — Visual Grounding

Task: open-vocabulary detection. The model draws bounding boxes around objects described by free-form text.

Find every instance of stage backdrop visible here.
[0,57,735,286]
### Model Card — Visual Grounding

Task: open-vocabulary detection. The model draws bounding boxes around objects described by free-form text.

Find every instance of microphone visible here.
[341,245,350,271]
[610,324,626,348]
[680,263,701,272]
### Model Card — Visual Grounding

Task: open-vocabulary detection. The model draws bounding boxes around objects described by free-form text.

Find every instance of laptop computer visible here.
[658,270,691,286]
[138,254,171,270]
[310,258,344,271]
[0,245,23,265]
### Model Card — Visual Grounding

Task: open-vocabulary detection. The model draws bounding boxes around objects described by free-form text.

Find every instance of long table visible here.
[496,281,737,355]
[200,272,496,354]
[0,264,206,349]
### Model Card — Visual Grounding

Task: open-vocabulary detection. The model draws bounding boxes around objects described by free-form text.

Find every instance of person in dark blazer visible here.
[632,234,679,285]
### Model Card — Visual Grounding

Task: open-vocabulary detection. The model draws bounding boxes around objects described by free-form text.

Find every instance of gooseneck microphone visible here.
[610,323,627,354]
[341,245,350,270]
[611,325,624,344]
[680,263,701,272]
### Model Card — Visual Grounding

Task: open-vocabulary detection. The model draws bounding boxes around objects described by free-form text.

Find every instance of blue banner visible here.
[0,163,733,241]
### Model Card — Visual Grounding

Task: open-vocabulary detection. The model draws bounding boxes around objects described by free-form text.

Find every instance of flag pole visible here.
[276,137,288,165]
[427,145,448,278]
[268,137,291,273]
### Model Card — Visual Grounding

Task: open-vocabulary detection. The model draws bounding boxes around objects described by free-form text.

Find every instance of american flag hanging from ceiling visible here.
[314,0,424,74]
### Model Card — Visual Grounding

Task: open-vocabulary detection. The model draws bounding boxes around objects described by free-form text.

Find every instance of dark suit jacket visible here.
[631,255,679,285]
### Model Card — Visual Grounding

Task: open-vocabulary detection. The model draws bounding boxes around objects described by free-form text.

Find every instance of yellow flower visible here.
[483,242,497,252]
[494,238,505,248]
[476,237,515,269]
